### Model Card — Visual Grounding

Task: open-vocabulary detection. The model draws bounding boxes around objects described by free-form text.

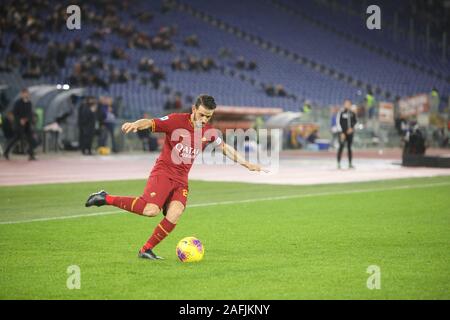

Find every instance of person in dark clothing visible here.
[3,89,37,160]
[336,99,357,169]
[56,43,67,68]
[78,100,97,155]
[248,60,257,70]
[150,69,165,89]
[96,98,109,149]
[403,122,426,156]
[1,112,15,140]
[0,91,9,113]
[164,93,183,111]
[236,56,246,70]
[263,84,275,97]
[105,104,117,151]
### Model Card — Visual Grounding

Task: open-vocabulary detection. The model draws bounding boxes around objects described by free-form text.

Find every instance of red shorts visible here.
[141,175,188,215]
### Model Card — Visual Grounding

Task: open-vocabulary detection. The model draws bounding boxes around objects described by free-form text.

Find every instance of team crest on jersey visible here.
[182,189,188,197]
[159,116,169,121]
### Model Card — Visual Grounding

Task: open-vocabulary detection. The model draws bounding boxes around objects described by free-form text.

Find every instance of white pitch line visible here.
[1,181,449,225]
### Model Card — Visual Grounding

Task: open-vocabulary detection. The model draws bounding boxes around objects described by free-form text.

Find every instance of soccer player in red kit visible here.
[85,95,265,260]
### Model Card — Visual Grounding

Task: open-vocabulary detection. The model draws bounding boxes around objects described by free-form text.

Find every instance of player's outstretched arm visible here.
[221,143,269,172]
[121,119,154,134]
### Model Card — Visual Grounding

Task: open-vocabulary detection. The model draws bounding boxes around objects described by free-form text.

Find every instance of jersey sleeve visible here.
[151,114,176,134]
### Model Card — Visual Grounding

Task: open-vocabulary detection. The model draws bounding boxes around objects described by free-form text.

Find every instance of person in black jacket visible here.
[3,88,37,160]
[336,99,357,169]
[1,111,15,140]
[78,98,97,155]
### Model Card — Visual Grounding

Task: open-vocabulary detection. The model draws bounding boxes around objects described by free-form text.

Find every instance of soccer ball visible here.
[176,237,204,262]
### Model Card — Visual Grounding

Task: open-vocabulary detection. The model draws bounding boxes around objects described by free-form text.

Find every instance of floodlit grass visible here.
[0,176,449,299]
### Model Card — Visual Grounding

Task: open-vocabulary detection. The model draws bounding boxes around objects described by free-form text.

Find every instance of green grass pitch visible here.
[0,176,449,299]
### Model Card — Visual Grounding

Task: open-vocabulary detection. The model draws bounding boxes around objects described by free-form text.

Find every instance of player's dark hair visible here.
[195,94,216,110]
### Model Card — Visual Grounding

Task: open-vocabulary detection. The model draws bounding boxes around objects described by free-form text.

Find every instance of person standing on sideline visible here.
[78,98,97,155]
[3,88,37,160]
[103,103,118,153]
[336,99,357,169]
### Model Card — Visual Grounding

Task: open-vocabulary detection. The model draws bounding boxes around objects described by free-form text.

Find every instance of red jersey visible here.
[149,113,222,185]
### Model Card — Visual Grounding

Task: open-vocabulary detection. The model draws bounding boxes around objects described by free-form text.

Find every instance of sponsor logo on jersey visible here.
[174,143,200,159]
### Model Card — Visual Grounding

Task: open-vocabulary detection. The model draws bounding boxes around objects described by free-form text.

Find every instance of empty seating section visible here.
[1,0,447,119]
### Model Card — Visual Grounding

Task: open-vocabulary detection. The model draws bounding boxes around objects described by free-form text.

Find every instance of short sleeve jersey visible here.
[149,113,222,185]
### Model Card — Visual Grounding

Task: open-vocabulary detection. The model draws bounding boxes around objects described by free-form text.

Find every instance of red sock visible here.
[141,218,176,252]
[105,195,146,215]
